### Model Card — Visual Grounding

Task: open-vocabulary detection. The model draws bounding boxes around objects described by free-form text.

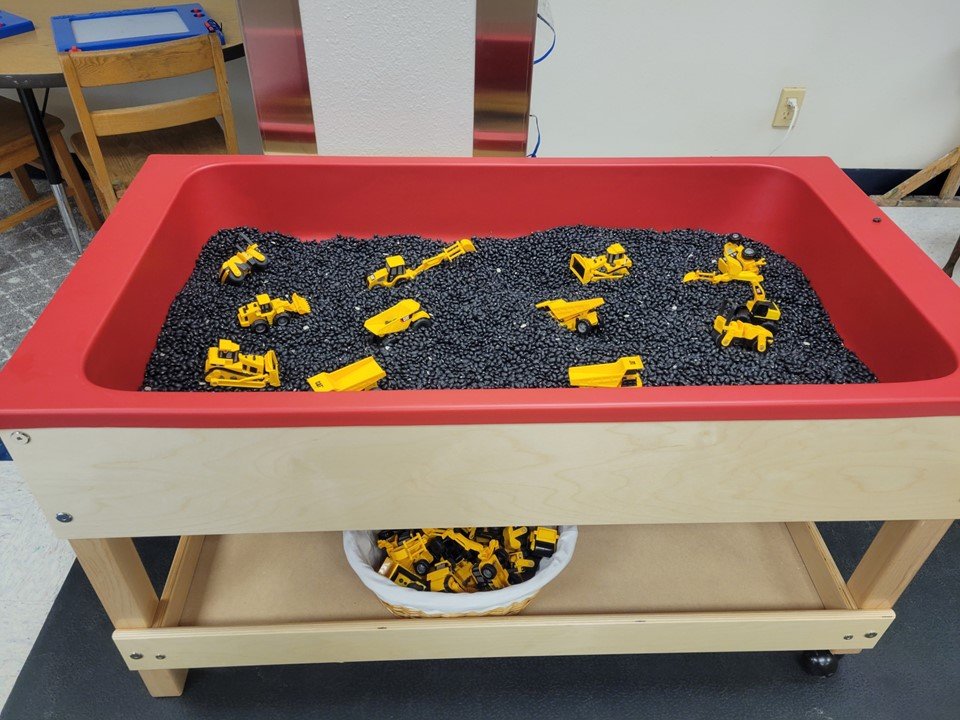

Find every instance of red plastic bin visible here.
[2,156,960,429]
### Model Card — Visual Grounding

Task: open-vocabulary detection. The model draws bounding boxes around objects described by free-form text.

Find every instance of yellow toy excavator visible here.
[364,299,432,337]
[536,297,605,334]
[307,356,386,392]
[366,238,476,289]
[682,238,765,285]
[568,355,644,387]
[204,339,280,388]
[569,243,632,284]
[739,282,782,331]
[237,293,311,332]
[219,243,268,285]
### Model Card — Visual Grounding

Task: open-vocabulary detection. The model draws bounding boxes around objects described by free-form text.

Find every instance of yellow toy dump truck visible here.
[366,238,476,289]
[682,238,765,285]
[219,243,268,285]
[364,299,432,338]
[536,297,605,334]
[568,355,644,387]
[204,339,280,388]
[237,292,310,332]
[307,356,385,392]
[713,304,774,352]
[569,243,632,284]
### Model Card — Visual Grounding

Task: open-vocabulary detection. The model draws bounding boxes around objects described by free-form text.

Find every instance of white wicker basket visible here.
[343,527,578,618]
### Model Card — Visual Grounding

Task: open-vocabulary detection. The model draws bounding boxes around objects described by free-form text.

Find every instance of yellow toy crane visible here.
[219,243,268,285]
[569,243,633,284]
[682,239,765,285]
[366,238,476,289]
[204,339,280,388]
[307,356,386,392]
[536,297,605,334]
[568,355,644,388]
[713,304,774,352]
[364,299,432,337]
[237,293,311,332]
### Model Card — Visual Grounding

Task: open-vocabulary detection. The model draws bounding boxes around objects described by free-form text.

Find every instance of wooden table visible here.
[0,0,243,252]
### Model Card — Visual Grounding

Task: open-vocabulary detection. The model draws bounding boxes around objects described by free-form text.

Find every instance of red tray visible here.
[2,156,960,429]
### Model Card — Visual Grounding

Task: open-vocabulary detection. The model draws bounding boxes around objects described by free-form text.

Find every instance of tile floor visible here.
[0,180,958,708]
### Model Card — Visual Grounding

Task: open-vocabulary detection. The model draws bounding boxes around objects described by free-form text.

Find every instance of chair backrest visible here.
[59,34,238,207]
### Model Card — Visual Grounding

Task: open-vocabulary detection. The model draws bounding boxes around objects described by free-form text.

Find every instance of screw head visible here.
[865,632,878,638]
[10,431,30,445]
[129,652,143,660]
[155,654,166,660]
[843,635,854,640]
[55,512,73,523]
[872,217,882,223]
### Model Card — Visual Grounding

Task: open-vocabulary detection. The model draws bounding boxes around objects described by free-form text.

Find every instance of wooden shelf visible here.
[180,524,834,627]
[112,523,893,672]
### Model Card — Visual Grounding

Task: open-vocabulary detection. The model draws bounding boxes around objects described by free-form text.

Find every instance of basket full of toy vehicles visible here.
[343,525,578,617]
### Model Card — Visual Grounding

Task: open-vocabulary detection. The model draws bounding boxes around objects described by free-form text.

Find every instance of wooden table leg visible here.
[70,538,187,697]
[848,520,954,610]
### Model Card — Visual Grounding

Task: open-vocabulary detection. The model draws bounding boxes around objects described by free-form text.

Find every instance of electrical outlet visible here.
[772,87,806,127]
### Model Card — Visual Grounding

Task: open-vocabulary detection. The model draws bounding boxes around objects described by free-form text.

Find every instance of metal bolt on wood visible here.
[865,632,878,638]
[155,654,166,660]
[843,635,854,640]
[10,431,30,445]
[55,512,73,523]
[129,652,143,660]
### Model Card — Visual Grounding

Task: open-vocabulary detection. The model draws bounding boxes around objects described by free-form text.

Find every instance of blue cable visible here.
[533,13,555,64]
[528,114,541,157]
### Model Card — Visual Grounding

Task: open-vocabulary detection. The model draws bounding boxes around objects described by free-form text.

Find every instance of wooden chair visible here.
[0,96,100,235]
[59,34,238,215]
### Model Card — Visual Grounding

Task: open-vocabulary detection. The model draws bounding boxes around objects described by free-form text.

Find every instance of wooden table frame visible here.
[5,419,956,699]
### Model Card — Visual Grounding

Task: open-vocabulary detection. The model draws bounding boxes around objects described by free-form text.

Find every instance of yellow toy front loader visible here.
[204,339,280,388]
[568,355,644,388]
[713,304,773,352]
[682,239,765,285]
[367,238,476,289]
[536,297,605,334]
[307,356,386,392]
[569,243,632,284]
[238,293,311,332]
[219,243,268,285]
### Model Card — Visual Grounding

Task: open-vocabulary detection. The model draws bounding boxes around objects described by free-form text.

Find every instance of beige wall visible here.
[531,0,960,167]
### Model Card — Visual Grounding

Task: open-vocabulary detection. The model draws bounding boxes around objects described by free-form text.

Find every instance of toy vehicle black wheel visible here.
[733,307,752,323]
[412,318,433,329]
[761,321,777,334]
[275,315,290,327]
[414,560,430,575]
[798,650,841,678]
[576,319,592,335]
[252,321,268,334]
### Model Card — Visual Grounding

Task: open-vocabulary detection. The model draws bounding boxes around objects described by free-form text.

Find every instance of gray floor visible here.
[0,179,958,712]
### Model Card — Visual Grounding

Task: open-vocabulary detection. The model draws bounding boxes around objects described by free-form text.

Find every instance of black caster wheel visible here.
[799,650,841,678]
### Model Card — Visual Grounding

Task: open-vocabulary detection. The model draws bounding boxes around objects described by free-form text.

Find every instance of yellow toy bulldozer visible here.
[568,355,644,387]
[307,356,386,392]
[713,304,774,352]
[364,299,432,337]
[536,297,605,334]
[366,238,476,289]
[682,239,765,285]
[219,243,268,285]
[569,243,632,284]
[204,339,280,388]
[237,293,311,332]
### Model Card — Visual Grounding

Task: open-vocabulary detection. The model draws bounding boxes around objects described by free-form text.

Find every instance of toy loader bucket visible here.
[457,238,476,253]
[569,253,594,284]
[290,293,311,315]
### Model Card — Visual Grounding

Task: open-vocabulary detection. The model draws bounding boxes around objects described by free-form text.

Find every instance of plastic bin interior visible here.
[2,156,960,429]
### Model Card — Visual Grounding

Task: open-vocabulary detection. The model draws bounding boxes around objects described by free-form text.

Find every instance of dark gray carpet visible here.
[2,522,957,719]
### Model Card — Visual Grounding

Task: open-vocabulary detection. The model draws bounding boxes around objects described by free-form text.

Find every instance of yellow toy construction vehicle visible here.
[219,243,268,285]
[568,356,644,388]
[682,238,765,285]
[569,243,632,284]
[203,339,280,388]
[364,299,432,338]
[366,238,476,289]
[741,282,781,330]
[307,356,385,392]
[536,297,605,334]
[237,292,310,332]
[713,304,774,352]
